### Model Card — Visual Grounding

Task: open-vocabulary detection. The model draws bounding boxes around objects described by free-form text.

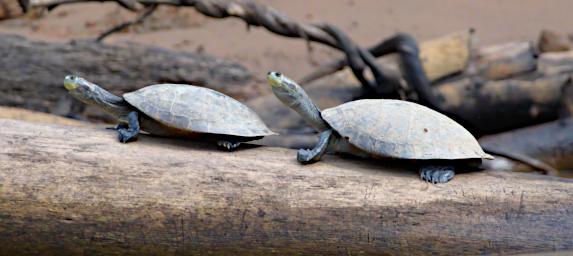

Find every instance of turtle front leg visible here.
[117,111,140,143]
[420,165,455,184]
[216,140,241,151]
[298,129,333,164]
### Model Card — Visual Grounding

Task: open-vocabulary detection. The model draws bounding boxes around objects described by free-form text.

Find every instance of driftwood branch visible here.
[300,29,473,84]
[1,119,572,255]
[0,33,252,122]
[95,3,158,42]
[26,0,339,47]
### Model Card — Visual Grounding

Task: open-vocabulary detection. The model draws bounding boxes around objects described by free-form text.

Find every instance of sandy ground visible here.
[1,0,573,83]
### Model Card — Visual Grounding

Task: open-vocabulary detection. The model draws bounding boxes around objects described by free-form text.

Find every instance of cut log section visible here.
[0,0,23,20]
[538,51,573,75]
[538,29,572,53]
[418,29,473,81]
[468,41,537,80]
[0,33,253,122]
[0,119,572,255]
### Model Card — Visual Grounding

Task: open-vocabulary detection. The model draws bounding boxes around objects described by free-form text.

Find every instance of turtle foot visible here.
[297,149,319,164]
[420,165,455,184]
[217,140,241,151]
[117,129,138,143]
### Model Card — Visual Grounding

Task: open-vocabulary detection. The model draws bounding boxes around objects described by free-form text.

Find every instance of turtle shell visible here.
[124,84,275,137]
[321,99,493,160]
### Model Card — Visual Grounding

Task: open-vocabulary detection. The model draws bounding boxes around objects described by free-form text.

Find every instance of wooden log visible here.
[480,117,573,176]
[1,119,573,255]
[538,51,573,75]
[0,0,24,20]
[468,41,537,80]
[0,106,90,127]
[538,29,572,53]
[0,33,253,122]
[436,74,568,134]
[418,29,473,81]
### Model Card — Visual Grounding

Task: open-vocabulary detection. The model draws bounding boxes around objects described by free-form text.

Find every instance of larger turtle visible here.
[267,71,493,183]
[64,75,274,150]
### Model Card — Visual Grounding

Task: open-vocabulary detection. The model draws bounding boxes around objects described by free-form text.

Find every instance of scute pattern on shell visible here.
[124,84,275,137]
[322,99,492,160]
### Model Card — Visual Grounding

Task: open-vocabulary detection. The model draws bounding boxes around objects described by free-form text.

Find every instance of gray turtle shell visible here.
[322,99,493,160]
[124,84,275,137]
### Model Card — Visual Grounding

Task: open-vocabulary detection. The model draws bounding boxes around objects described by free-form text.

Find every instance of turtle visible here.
[63,75,275,150]
[267,71,493,183]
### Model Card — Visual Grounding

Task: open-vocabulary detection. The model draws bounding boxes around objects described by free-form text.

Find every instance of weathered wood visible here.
[0,106,90,127]
[468,41,537,80]
[480,118,573,176]
[538,51,573,75]
[538,29,572,53]
[417,30,473,81]
[1,119,573,255]
[0,0,23,20]
[436,74,568,134]
[0,33,253,122]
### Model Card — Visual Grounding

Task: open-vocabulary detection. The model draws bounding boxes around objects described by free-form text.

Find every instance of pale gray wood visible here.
[0,119,572,255]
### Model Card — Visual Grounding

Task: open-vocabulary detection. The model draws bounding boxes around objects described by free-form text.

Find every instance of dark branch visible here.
[96,4,158,42]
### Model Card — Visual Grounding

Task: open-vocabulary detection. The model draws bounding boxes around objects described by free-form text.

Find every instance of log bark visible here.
[1,119,573,255]
[0,0,23,20]
[0,33,253,122]
[435,74,569,134]
[468,41,537,80]
[480,117,573,176]
[538,51,573,75]
[538,29,572,53]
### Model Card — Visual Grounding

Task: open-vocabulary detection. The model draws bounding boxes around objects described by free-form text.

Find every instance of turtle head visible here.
[64,75,100,104]
[267,71,306,106]
[267,71,329,132]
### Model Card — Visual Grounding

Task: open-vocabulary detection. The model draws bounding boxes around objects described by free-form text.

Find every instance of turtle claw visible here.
[420,166,455,184]
[297,148,317,164]
[217,140,241,151]
[117,129,138,143]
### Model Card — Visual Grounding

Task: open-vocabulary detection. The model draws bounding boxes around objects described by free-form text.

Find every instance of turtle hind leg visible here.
[117,111,140,143]
[420,165,455,184]
[217,140,242,151]
[297,129,333,164]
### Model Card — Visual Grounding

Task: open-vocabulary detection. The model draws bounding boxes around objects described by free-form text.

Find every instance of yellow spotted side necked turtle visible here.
[267,71,493,183]
[64,75,275,150]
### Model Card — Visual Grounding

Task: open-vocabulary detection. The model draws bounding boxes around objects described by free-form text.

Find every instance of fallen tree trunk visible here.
[0,119,572,255]
[0,33,253,122]
[0,0,23,20]
[468,41,537,80]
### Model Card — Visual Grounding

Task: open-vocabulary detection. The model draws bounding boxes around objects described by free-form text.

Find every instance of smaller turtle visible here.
[64,75,274,150]
[267,71,493,183]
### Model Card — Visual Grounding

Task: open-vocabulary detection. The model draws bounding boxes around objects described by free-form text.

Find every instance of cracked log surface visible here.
[0,33,253,122]
[0,119,572,255]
